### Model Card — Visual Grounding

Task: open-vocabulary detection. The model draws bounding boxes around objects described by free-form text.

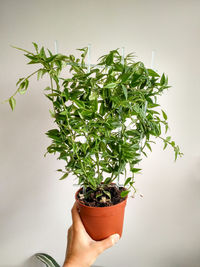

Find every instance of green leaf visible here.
[121,72,132,83]
[37,69,43,80]
[96,193,103,198]
[162,109,168,120]
[74,100,85,109]
[104,83,117,88]
[147,68,160,77]
[9,96,16,111]
[130,168,142,173]
[89,90,98,101]
[44,86,51,91]
[146,143,152,152]
[16,77,24,86]
[99,102,105,116]
[39,46,46,59]
[142,151,147,157]
[46,55,58,62]
[165,124,169,133]
[18,79,29,95]
[103,190,111,199]
[35,253,60,267]
[160,73,165,85]
[147,103,160,108]
[59,172,69,180]
[59,110,67,115]
[49,109,55,118]
[104,177,112,184]
[120,190,130,198]
[32,42,39,53]
[126,130,138,137]
[171,141,175,147]
[122,84,128,100]
[163,142,167,150]
[124,177,131,186]
[105,52,114,65]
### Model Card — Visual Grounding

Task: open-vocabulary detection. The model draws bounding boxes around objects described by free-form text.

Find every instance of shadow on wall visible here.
[7,256,42,267]
[17,255,104,267]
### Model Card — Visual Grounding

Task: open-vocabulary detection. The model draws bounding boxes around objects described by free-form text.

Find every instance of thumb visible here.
[95,234,120,253]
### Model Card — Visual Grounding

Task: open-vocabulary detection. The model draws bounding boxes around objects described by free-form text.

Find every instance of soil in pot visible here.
[77,184,126,207]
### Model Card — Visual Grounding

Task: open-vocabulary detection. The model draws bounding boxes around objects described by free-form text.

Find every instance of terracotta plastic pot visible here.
[75,187,128,241]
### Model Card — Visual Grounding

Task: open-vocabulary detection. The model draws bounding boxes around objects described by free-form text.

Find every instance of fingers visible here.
[94,234,120,254]
[66,226,73,255]
[67,226,73,240]
[71,202,84,230]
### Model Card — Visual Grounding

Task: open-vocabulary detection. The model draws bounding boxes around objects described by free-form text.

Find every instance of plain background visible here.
[0,0,200,266]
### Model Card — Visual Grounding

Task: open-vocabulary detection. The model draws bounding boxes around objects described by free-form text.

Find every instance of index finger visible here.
[71,202,84,230]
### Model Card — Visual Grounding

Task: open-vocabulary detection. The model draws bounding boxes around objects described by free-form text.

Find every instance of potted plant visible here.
[5,43,183,241]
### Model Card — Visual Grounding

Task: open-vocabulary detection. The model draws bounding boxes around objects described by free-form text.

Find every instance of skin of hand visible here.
[63,202,120,267]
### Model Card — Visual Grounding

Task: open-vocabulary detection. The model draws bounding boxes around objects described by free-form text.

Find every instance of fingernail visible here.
[112,234,120,244]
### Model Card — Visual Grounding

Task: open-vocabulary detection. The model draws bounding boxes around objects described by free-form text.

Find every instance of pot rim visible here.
[75,185,128,209]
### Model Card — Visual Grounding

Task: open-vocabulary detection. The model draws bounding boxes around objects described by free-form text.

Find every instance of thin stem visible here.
[10,45,35,55]
[50,74,88,180]
[95,152,100,178]
[50,76,56,113]
[2,69,41,103]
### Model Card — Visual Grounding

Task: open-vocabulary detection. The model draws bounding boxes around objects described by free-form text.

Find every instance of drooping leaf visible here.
[124,177,131,186]
[9,96,16,111]
[162,109,168,120]
[59,172,69,180]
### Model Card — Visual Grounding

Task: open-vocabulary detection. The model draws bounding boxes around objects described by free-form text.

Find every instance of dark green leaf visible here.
[146,143,152,152]
[160,73,165,85]
[59,172,69,180]
[35,253,60,267]
[104,177,112,184]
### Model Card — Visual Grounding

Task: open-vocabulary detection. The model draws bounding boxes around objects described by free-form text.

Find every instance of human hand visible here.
[63,202,120,267]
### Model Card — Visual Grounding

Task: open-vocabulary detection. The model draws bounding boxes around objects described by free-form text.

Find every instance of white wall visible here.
[0,0,200,266]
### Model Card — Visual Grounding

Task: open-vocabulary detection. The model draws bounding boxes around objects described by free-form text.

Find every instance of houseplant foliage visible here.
[6,42,182,200]
[35,253,60,267]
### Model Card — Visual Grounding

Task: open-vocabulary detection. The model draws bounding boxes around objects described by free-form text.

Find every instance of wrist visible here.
[63,260,89,267]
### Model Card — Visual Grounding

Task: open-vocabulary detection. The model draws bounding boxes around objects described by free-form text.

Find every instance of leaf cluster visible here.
[7,42,183,197]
